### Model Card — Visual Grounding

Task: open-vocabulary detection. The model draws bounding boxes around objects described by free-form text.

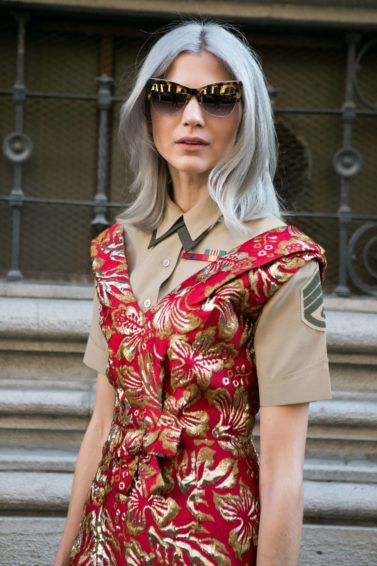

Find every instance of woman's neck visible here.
[169,173,209,212]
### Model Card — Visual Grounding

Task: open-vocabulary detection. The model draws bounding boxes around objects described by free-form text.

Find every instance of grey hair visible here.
[117,17,282,235]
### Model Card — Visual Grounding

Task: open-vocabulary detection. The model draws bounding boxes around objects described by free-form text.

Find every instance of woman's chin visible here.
[170,159,214,175]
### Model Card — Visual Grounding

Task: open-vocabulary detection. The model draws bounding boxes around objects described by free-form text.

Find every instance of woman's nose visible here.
[181,95,205,125]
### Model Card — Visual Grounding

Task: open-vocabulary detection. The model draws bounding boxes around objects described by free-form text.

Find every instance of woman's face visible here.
[149,50,243,179]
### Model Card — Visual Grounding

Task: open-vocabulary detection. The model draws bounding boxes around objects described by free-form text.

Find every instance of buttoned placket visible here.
[122,193,222,313]
[135,233,183,312]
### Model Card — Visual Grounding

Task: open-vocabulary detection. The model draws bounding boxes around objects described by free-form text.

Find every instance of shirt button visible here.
[162,258,170,267]
[143,298,151,308]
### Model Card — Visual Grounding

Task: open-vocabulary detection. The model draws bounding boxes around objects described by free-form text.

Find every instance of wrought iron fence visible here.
[0,11,376,295]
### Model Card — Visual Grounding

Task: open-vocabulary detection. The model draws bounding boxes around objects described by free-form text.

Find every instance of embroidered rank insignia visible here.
[181,248,227,262]
[301,269,326,331]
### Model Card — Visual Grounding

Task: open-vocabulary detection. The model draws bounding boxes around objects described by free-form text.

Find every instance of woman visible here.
[55,18,332,566]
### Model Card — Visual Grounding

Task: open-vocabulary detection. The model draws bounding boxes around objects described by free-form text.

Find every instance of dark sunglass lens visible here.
[149,84,187,115]
[200,83,241,116]
[147,80,241,117]
[201,94,237,117]
[150,97,183,115]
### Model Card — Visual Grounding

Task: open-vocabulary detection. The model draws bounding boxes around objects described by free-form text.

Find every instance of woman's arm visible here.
[54,372,116,566]
[256,402,310,566]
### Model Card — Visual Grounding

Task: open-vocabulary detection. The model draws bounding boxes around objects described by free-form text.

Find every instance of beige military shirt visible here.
[83,192,332,407]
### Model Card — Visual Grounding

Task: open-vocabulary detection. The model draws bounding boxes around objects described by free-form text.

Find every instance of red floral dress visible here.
[69,223,326,565]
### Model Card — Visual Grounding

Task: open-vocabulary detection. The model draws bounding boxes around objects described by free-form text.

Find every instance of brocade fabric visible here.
[69,222,326,565]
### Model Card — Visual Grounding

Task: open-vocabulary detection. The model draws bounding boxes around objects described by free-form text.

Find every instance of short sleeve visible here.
[254,260,332,407]
[83,288,109,375]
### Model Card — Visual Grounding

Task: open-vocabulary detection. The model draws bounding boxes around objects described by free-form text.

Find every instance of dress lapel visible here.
[91,223,326,313]
[182,225,326,307]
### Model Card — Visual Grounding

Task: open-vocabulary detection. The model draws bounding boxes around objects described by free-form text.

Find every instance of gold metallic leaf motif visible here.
[95,270,133,307]
[115,365,145,407]
[178,407,210,437]
[152,286,202,337]
[126,480,180,535]
[177,446,239,493]
[124,540,156,565]
[213,483,260,559]
[202,279,248,340]
[168,328,237,391]
[207,388,254,456]
[70,507,121,565]
[148,523,232,565]
[111,305,147,361]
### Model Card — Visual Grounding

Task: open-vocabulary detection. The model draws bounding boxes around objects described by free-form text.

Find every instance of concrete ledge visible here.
[0,297,92,341]
[304,480,377,524]
[1,293,377,354]
[0,516,375,566]
[308,399,377,429]
[0,448,77,472]
[0,281,93,300]
[255,398,377,460]
[0,388,94,416]
[300,524,377,566]
[1,390,376,432]
[326,311,377,355]
[303,458,377,484]
[0,471,376,522]
[0,516,66,566]
[324,295,377,314]
[0,471,73,512]
[1,447,376,483]
[0,378,94,391]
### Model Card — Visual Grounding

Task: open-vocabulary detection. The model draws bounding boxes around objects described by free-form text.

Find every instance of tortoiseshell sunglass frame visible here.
[145,77,243,117]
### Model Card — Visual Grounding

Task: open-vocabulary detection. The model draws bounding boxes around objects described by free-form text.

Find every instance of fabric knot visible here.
[142,415,183,457]
[110,419,183,497]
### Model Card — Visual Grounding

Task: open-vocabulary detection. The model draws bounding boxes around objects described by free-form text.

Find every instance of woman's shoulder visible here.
[92,218,149,246]
[243,215,287,239]
[220,215,286,250]
[241,217,323,253]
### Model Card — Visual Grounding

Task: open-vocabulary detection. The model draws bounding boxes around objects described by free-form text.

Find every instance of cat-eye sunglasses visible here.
[145,77,243,118]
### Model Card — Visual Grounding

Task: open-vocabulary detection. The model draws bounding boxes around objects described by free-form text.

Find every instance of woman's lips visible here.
[176,141,209,151]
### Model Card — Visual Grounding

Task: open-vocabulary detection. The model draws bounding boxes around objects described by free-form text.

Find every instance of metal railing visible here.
[1,13,376,295]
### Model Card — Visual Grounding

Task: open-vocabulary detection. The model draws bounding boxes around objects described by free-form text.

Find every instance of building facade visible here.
[0,1,376,564]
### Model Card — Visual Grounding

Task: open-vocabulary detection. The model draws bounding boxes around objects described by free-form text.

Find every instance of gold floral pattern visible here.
[152,287,203,338]
[126,480,180,535]
[214,483,260,560]
[207,387,254,456]
[168,328,237,391]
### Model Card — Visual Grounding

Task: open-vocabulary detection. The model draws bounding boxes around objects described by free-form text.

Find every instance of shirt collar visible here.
[156,191,222,242]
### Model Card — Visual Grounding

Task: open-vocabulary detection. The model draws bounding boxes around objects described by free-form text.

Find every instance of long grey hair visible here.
[117,17,282,235]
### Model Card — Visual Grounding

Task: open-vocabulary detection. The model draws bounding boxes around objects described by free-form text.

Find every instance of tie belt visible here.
[109,421,254,497]
[110,419,183,497]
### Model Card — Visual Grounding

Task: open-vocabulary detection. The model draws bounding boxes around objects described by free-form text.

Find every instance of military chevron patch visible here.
[301,269,326,331]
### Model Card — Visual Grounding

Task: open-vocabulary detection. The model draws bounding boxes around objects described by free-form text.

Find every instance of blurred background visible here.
[1,0,376,295]
[0,2,376,565]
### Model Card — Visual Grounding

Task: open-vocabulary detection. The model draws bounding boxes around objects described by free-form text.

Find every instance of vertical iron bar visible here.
[92,73,113,229]
[334,34,360,297]
[6,13,29,281]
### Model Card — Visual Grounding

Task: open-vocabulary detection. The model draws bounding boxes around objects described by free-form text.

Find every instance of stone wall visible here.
[4,0,377,27]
